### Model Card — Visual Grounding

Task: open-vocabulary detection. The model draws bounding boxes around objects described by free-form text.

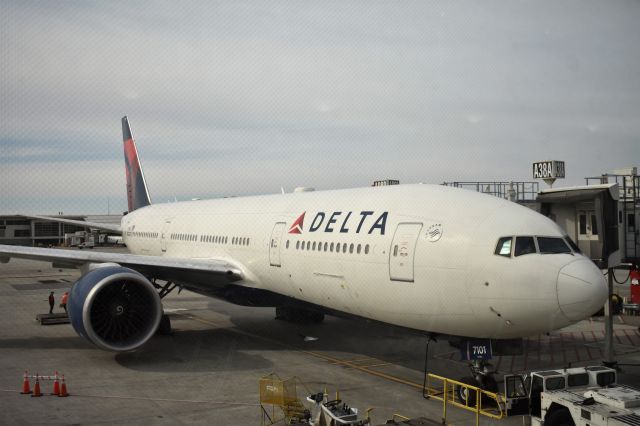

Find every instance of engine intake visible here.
[68,265,162,351]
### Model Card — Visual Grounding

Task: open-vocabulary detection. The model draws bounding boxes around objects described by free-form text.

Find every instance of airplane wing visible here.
[21,215,122,234]
[0,244,244,287]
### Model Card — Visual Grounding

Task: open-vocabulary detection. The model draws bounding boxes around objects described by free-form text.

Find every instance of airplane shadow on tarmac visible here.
[216,303,441,374]
[115,302,454,375]
[115,328,275,373]
[0,302,456,376]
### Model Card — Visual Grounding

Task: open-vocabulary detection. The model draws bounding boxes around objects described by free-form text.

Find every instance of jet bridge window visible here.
[514,236,536,257]
[537,237,571,254]
[494,237,513,257]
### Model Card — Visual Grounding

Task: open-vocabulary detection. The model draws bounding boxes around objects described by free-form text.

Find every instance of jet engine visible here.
[68,265,162,351]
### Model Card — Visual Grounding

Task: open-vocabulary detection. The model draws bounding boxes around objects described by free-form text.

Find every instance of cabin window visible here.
[349,243,354,254]
[335,243,340,253]
[342,243,347,253]
[597,372,616,387]
[545,377,565,391]
[567,373,588,387]
[312,242,317,251]
[306,241,311,250]
[494,237,513,257]
[330,242,334,252]
[514,236,536,257]
[357,244,361,254]
[324,242,328,251]
[537,237,571,254]
[286,240,290,249]
[365,244,370,254]
[296,241,300,250]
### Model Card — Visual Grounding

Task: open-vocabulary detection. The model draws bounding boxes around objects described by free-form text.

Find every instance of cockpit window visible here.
[514,236,536,256]
[495,237,513,257]
[565,236,581,254]
[537,237,571,254]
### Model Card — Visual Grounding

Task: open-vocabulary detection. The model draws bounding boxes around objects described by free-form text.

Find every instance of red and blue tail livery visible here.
[122,116,152,212]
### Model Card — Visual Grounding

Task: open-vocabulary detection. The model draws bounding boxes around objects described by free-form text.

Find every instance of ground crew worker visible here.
[61,292,69,313]
[48,291,55,314]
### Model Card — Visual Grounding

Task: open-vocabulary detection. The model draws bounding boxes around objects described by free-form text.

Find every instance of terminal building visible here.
[0,215,122,247]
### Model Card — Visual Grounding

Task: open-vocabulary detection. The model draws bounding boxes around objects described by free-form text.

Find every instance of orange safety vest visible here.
[61,293,68,305]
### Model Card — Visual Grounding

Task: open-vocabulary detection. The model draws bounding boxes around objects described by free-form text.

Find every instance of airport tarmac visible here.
[2,248,640,425]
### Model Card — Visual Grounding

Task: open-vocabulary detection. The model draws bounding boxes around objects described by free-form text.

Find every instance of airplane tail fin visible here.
[122,116,152,212]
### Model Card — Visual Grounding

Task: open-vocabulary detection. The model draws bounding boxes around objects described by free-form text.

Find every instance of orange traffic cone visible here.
[58,375,69,397]
[31,375,42,397]
[52,371,60,396]
[20,371,31,394]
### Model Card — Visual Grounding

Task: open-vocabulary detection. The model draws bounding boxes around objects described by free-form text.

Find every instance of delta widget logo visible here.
[288,212,305,234]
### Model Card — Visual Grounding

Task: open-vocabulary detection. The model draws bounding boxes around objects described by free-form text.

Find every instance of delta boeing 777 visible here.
[0,117,607,392]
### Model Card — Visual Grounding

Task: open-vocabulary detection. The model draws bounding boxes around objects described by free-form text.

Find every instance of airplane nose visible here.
[557,258,607,321]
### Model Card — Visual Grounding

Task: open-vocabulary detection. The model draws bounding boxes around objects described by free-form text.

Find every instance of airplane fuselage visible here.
[122,184,606,339]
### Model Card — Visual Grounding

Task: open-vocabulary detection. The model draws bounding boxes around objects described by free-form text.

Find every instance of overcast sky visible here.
[1,1,639,214]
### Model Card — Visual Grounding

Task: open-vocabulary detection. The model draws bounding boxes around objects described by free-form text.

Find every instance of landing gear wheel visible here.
[546,408,575,426]
[480,374,498,392]
[156,314,172,335]
[455,376,478,407]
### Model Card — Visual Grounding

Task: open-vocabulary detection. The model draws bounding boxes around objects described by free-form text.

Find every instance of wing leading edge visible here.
[0,244,244,287]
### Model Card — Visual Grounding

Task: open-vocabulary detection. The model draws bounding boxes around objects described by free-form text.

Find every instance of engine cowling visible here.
[68,265,162,351]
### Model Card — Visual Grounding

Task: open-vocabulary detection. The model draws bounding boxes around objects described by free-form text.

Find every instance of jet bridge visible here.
[537,183,620,269]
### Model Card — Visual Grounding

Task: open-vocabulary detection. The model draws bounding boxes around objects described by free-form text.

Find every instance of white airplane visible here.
[0,117,606,390]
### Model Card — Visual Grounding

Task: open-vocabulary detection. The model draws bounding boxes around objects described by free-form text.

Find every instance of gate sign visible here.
[461,338,493,361]
[533,160,565,179]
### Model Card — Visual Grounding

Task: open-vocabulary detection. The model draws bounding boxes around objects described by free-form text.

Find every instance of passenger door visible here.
[160,220,171,253]
[389,223,422,282]
[269,222,286,267]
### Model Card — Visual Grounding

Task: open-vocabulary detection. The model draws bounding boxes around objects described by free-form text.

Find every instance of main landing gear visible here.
[151,279,183,336]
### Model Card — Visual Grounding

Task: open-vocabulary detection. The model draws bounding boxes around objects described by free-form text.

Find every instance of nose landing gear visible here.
[454,361,498,406]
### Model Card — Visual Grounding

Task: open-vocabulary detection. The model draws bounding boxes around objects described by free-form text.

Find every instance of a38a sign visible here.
[533,160,565,179]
